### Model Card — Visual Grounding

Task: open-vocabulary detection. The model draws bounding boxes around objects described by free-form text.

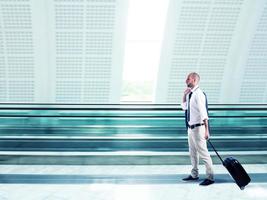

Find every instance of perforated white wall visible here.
[155,0,267,104]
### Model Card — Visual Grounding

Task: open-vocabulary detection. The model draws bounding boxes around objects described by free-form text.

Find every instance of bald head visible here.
[186,72,200,88]
[188,72,200,83]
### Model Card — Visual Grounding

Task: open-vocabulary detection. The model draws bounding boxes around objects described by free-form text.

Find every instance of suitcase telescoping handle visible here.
[207,139,224,164]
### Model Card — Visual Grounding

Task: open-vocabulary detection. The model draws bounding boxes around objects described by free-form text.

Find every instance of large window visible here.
[121,0,169,103]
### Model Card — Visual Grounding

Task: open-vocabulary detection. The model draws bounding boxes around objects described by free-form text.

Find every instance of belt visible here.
[188,123,205,129]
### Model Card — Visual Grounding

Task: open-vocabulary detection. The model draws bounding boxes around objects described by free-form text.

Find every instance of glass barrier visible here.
[0,104,266,152]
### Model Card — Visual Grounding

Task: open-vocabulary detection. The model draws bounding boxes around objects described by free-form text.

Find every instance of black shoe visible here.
[199,179,214,186]
[182,175,199,181]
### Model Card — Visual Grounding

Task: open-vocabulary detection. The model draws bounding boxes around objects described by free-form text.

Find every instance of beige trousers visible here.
[188,125,214,180]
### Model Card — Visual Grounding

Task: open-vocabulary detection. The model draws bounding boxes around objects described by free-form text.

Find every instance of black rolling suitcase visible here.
[208,140,251,190]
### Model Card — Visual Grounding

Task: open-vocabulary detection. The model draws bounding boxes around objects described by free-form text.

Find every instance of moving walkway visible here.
[0,104,266,164]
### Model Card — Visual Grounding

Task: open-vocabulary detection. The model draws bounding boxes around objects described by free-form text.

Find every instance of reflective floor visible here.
[0,164,266,200]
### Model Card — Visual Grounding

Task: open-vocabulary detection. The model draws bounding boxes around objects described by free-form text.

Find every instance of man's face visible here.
[186,75,195,88]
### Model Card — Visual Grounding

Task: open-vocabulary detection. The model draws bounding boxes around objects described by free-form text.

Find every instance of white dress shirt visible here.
[181,85,209,126]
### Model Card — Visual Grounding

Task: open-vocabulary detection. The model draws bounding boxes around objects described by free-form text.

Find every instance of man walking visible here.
[181,72,214,186]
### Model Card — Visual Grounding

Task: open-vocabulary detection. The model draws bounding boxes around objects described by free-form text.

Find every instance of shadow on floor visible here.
[0,173,265,185]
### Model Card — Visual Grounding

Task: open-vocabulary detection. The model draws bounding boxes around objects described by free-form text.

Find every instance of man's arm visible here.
[203,119,209,140]
[183,88,191,102]
[181,88,191,110]
[197,92,209,140]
